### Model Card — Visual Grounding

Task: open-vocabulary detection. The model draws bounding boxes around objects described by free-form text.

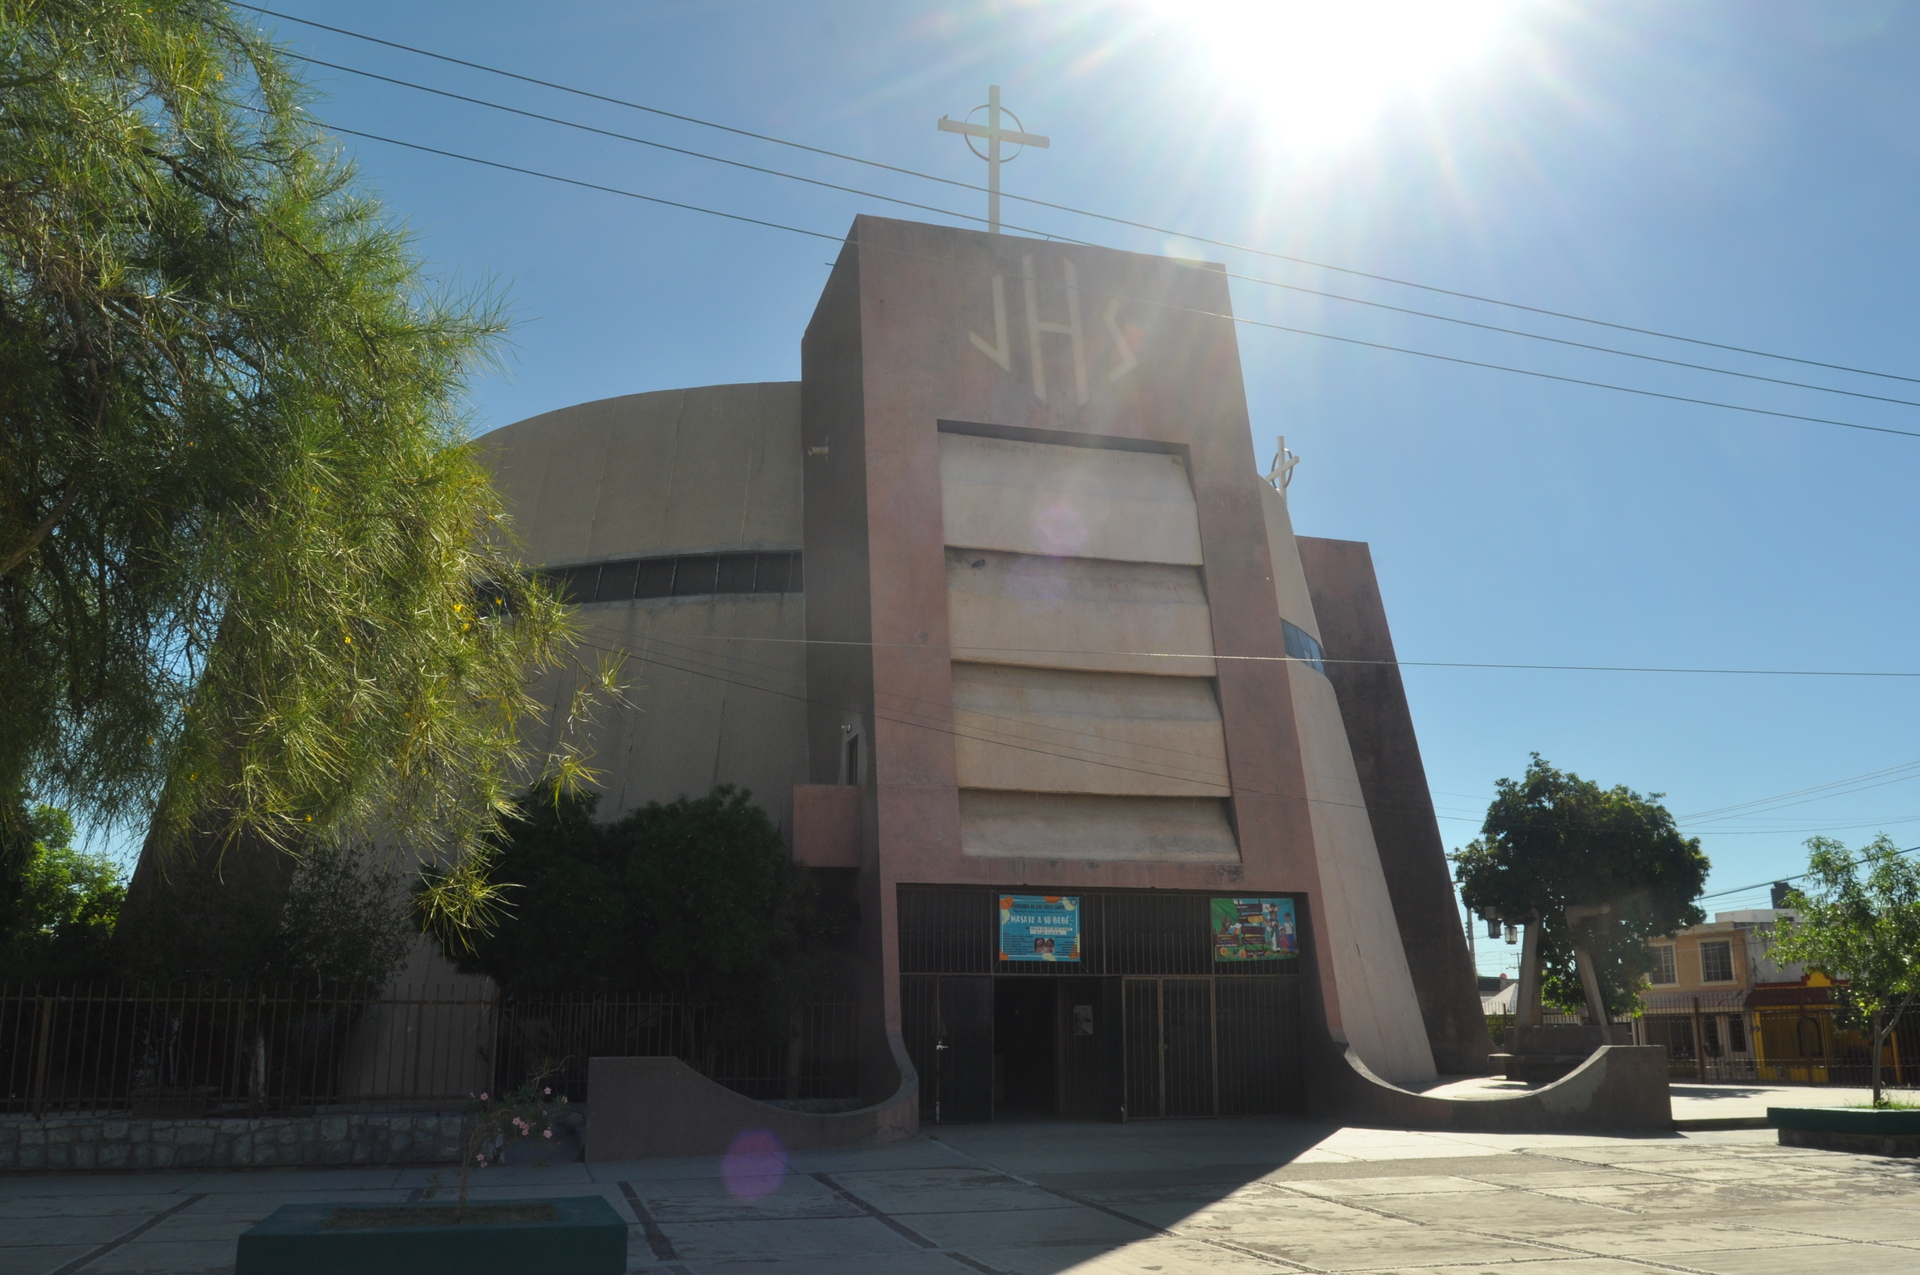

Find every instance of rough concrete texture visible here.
[1317,1045,1673,1133]
[0,1111,468,1172]
[483,383,812,826]
[13,1110,1920,1274]
[1296,535,1494,1078]
[584,1055,915,1162]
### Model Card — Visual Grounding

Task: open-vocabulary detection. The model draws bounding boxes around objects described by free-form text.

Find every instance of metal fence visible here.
[1637,993,1920,1088]
[0,984,859,1117]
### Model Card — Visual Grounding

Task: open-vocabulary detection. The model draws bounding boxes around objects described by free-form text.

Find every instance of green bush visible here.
[436,785,847,1045]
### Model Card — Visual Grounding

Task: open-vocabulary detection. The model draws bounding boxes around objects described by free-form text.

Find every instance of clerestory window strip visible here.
[542,550,802,604]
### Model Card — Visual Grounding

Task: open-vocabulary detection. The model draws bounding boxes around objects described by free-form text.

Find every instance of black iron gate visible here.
[900,886,1304,1122]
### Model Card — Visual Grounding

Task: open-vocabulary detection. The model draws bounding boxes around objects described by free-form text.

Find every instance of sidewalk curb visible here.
[1673,1117,1772,1131]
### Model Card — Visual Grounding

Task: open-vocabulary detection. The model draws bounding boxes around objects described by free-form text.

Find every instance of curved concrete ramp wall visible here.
[1314,1046,1671,1133]
[585,1057,917,1161]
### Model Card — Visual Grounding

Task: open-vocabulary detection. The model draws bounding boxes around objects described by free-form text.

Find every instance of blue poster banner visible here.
[1211,897,1297,961]
[998,895,1080,962]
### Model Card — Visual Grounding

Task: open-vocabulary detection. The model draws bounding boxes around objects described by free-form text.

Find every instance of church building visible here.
[481,215,1487,1122]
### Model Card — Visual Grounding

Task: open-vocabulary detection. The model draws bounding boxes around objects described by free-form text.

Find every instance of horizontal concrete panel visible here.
[938,431,1203,564]
[948,662,1229,797]
[946,548,1215,676]
[958,791,1238,862]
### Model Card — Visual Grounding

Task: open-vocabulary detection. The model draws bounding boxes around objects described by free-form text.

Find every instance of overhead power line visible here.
[237,2,1920,389]
[282,117,1920,444]
[1697,842,1920,901]
[677,631,1920,679]
[290,51,1920,415]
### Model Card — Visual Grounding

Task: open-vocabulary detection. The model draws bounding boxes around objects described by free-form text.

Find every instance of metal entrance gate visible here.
[899,887,1304,1122]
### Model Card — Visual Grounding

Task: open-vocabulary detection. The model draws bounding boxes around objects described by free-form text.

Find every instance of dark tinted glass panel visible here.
[1123,980,1161,1119]
[547,564,600,604]
[1103,893,1211,975]
[1162,980,1215,1117]
[634,557,676,599]
[754,552,792,594]
[672,554,719,597]
[790,553,803,592]
[593,559,638,602]
[898,889,996,973]
[1217,978,1302,1114]
[936,976,996,1123]
[1282,620,1324,674]
[715,552,759,594]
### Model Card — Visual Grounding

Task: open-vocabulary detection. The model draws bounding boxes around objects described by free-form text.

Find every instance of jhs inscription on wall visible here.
[969,255,1138,407]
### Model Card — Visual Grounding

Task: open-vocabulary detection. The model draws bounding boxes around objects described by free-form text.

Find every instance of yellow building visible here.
[1637,909,1898,1085]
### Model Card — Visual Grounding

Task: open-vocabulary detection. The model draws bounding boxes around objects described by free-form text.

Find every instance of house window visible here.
[1727,1013,1747,1053]
[842,732,862,786]
[1651,945,1676,985]
[1700,940,1734,983]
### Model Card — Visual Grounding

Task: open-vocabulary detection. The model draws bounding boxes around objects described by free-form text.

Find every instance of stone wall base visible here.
[1779,1127,1920,1157]
[0,1112,474,1172]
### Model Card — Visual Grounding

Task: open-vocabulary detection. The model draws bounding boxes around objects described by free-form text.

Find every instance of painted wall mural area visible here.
[1212,897,1297,962]
[999,895,1081,961]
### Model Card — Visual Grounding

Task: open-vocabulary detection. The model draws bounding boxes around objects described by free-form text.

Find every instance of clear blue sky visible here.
[220,1,1919,976]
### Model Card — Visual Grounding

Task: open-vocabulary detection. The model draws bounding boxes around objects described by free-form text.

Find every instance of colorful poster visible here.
[999,895,1081,962]
[1211,897,1297,961]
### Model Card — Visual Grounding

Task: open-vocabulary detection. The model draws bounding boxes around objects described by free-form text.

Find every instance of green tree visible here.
[1769,834,1920,1108]
[1,803,127,983]
[437,785,838,1052]
[1,0,613,932]
[1453,755,1709,1017]
[117,837,413,987]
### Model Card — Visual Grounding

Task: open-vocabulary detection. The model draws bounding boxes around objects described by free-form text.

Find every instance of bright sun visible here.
[1141,0,1522,151]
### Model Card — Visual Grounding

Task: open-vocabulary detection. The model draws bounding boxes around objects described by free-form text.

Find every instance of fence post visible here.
[1691,996,1705,1083]
[30,995,54,1119]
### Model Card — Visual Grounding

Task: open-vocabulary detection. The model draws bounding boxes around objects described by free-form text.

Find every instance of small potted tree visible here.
[236,1071,622,1273]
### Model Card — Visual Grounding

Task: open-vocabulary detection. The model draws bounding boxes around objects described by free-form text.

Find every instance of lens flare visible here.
[1140,0,1522,151]
[721,1128,787,1200]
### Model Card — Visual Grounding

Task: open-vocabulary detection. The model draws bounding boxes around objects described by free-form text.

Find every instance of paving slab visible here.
[13,1115,1920,1273]
[658,1213,927,1261]
[0,1246,98,1275]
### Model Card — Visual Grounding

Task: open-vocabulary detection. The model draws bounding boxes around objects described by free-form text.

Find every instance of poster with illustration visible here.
[999,895,1081,962]
[1211,897,1297,961]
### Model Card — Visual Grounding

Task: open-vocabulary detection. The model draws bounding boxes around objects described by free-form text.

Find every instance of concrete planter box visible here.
[236,1195,625,1274]
[1769,1106,1920,1156]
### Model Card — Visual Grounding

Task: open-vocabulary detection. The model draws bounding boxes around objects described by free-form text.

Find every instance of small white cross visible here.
[1264,436,1301,491]
[938,85,1049,236]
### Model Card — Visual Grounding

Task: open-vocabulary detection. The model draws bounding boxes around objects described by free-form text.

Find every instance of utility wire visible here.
[289,118,1920,444]
[289,50,1920,414]
[1679,759,1920,822]
[237,2,1920,389]
[1697,842,1920,901]
[675,631,1920,679]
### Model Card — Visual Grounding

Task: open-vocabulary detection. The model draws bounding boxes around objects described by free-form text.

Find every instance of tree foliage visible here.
[0,0,613,928]
[117,836,413,987]
[1453,755,1709,1016]
[1769,834,1920,1106]
[0,803,127,983]
[437,785,842,1045]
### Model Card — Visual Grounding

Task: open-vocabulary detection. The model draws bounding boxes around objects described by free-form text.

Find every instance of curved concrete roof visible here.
[480,382,801,568]
[481,382,808,820]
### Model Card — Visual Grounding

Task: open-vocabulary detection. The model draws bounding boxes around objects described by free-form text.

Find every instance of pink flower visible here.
[543,1129,554,1139]
[543,1087,551,1095]
[479,1093,489,1102]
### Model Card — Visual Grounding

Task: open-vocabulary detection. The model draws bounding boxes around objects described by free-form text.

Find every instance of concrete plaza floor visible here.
[9,1112,1920,1274]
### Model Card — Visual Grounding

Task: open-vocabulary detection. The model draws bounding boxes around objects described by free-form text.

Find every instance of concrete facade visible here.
[479,217,1493,1123]
[479,382,810,822]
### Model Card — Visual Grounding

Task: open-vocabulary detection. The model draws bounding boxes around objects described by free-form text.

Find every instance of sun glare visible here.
[1142,0,1521,151]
